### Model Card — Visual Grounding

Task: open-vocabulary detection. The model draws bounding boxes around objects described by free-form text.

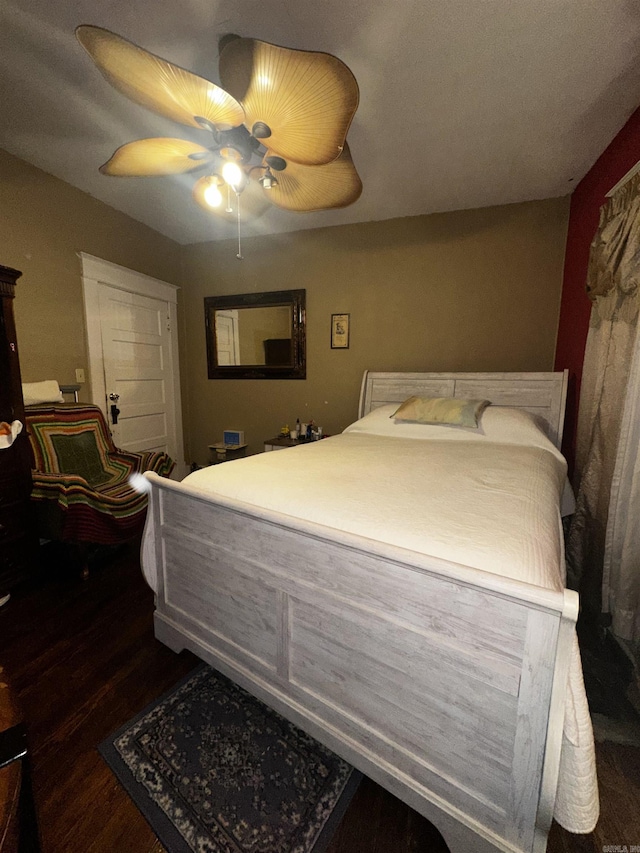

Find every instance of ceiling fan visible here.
[76,26,362,240]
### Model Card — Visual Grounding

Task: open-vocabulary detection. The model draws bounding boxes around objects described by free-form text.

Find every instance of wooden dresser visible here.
[0,265,37,596]
[0,663,40,851]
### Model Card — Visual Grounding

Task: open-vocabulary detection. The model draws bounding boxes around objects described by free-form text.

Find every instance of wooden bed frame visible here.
[141,370,575,853]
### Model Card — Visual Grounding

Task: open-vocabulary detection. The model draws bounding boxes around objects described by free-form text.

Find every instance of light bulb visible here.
[203,183,222,208]
[222,160,243,188]
[259,168,278,190]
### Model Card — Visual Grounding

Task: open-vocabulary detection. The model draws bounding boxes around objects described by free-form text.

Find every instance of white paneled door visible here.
[214,310,240,365]
[100,288,174,455]
[80,254,185,477]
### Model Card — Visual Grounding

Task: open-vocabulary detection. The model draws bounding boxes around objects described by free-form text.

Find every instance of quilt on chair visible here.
[26,403,175,544]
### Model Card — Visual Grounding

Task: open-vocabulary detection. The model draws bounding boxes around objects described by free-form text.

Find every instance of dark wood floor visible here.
[1,542,638,853]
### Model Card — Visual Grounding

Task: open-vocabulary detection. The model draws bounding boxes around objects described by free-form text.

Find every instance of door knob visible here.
[109,392,120,424]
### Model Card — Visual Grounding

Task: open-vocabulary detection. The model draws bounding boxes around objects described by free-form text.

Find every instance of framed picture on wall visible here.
[331,313,350,349]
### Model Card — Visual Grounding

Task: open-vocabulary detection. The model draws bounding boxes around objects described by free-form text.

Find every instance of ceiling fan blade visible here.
[100,138,213,176]
[193,175,270,221]
[264,144,362,212]
[219,38,359,167]
[76,25,245,131]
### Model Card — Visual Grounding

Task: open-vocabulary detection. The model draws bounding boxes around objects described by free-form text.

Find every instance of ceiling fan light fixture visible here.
[259,167,278,190]
[78,26,362,256]
[204,181,223,208]
[193,174,228,212]
[221,159,244,189]
[219,145,243,162]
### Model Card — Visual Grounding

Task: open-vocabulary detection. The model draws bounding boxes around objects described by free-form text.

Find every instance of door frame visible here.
[78,252,186,476]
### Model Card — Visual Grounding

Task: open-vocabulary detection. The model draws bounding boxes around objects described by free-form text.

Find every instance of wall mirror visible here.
[205,289,306,379]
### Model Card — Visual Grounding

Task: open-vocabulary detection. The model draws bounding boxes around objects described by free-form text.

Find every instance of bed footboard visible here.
[142,474,578,853]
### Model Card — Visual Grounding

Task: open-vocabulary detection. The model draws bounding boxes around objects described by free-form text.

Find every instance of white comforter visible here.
[182,406,599,834]
[189,432,565,586]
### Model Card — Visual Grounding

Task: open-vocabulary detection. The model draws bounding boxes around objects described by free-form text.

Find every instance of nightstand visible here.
[264,436,300,452]
[208,443,248,464]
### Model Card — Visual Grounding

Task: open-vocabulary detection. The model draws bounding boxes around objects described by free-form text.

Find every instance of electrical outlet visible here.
[75,368,86,383]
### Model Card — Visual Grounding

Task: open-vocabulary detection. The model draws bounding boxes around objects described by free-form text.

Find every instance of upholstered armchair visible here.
[24,403,174,573]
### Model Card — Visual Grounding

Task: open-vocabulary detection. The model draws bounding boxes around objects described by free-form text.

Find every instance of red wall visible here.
[555,107,640,472]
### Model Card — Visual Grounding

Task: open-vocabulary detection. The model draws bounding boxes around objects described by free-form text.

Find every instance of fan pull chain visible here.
[236,192,243,260]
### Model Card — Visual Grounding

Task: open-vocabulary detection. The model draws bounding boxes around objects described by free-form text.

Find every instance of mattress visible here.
[182,405,599,834]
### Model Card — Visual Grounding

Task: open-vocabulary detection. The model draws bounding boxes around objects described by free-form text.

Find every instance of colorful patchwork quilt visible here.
[26,404,175,544]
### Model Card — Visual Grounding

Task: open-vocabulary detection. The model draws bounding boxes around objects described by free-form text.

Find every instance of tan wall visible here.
[182,196,570,464]
[0,148,183,398]
[1,147,569,468]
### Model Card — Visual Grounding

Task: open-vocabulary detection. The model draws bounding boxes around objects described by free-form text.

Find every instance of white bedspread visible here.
[188,432,566,587]
[182,409,599,834]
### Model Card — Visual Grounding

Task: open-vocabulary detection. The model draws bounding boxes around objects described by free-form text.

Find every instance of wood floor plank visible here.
[0,540,637,853]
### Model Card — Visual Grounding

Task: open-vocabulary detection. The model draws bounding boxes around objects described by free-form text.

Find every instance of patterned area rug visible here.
[100,666,361,853]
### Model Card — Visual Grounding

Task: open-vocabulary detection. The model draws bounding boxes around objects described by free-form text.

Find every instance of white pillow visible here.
[22,380,64,407]
[344,404,560,455]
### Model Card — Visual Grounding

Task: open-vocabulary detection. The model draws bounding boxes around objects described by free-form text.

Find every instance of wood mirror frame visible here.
[204,289,306,379]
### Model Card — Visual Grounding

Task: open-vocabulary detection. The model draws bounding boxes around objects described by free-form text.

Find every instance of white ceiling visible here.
[1,0,639,245]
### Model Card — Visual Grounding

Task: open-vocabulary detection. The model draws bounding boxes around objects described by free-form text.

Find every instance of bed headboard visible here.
[358,370,569,449]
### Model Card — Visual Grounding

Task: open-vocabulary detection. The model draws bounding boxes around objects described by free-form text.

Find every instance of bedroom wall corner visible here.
[1,147,184,395]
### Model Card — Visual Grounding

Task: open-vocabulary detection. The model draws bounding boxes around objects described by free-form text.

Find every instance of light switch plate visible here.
[75,368,86,383]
